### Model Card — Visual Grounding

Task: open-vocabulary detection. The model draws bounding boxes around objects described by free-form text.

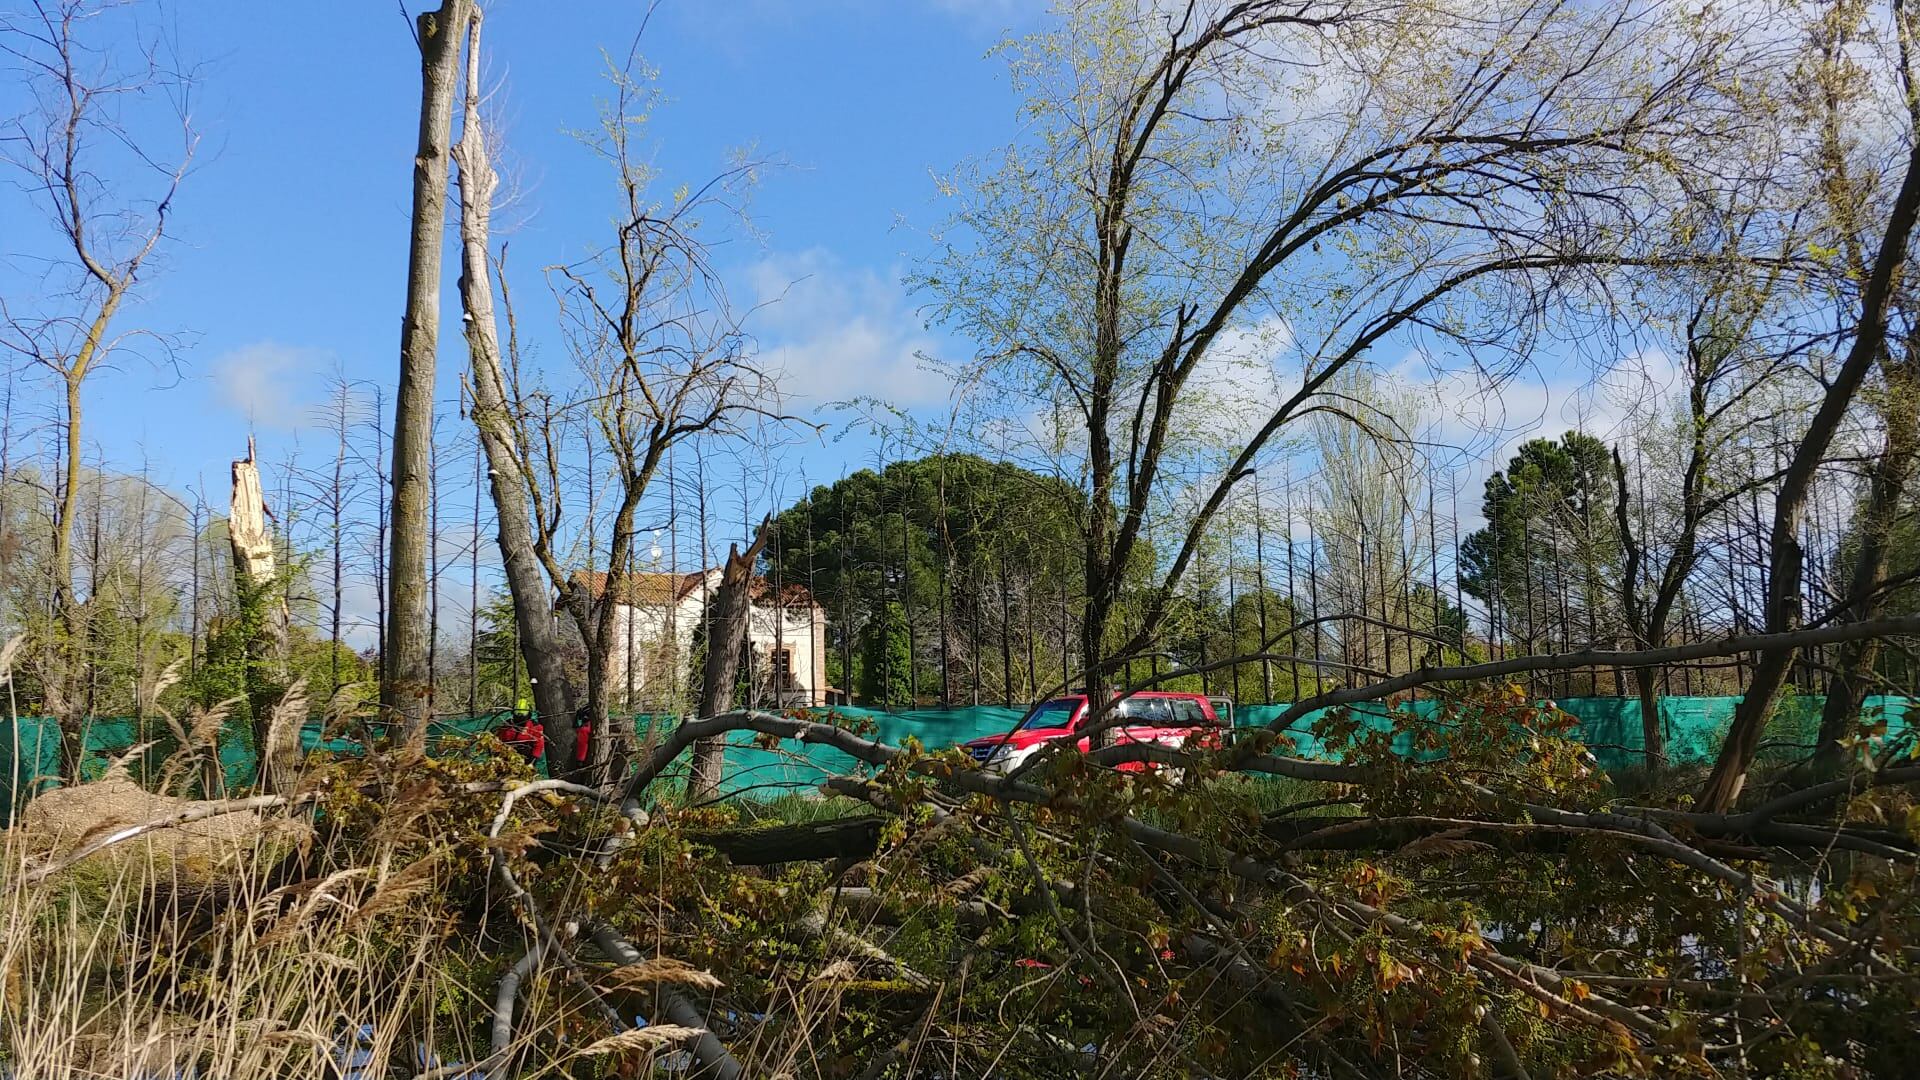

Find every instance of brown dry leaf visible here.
[261,1027,336,1052]
[944,865,994,897]
[141,657,185,715]
[257,867,371,947]
[324,681,371,726]
[263,678,309,766]
[99,741,158,784]
[599,956,723,992]
[486,825,552,859]
[576,1026,706,1055]
[189,698,242,749]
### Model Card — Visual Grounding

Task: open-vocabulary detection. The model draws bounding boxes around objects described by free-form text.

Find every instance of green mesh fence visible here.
[0,714,505,826]
[1234,695,1915,774]
[673,706,1029,803]
[5,696,1913,821]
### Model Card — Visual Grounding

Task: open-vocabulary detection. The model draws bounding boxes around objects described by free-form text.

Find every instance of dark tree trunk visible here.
[1634,666,1663,772]
[1815,388,1918,767]
[1700,134,1920,811]
[687,520,770,803]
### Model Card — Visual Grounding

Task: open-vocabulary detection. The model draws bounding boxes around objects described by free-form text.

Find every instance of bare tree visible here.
[1814,333,1919,766]
[308,375,372,699]
[450,6,575,738]
[1698,38,1920,809]
[385,0,475,745]
[0,0,196,775]
[920,0,1765,738]
[1812,0,1920,766]
[454,26,778,779]
[1612,223,1803,772]
[1308,370,1428,686]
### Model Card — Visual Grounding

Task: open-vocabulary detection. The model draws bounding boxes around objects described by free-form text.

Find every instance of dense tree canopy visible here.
[765,453,1087,704]
[1462,433,1623,660]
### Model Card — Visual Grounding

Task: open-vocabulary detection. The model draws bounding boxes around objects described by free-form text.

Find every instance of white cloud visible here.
[1183,315,1296,431]
[208,341,331,430]
[744,250,953,411]
[1385,345,1676,458]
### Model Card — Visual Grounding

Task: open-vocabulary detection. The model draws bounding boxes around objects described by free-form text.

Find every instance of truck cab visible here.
[963,691,1226,774]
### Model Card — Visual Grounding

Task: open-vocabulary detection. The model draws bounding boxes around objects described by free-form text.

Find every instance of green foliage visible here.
[768,453,1089,700]
[186,569,281,733]
[287,635,375,710]
[857,601,913,708]
[1839,485,1920,688]
[1461,432,1622,650]
[473,591,534,711]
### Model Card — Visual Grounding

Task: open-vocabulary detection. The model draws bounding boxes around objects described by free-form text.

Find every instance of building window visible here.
[771,647,795,690]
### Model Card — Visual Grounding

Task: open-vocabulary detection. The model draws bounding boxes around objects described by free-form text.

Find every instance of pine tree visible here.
[857,601,913,709]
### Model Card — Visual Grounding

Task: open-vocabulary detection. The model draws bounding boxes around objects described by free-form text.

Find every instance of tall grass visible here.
[0,642,511,1078]
[0,798,496,1078]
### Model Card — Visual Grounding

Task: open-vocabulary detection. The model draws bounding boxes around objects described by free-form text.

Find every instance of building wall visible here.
[744,601,828,707]
[603,572,828,710]
[602,571,713,712]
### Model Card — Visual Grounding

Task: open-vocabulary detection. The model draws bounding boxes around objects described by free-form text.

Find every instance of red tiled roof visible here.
[571,570,707,606]
[572,569,819,609]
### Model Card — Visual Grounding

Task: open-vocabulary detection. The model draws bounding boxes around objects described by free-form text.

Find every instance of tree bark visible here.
[1612,446,1665,771]
[449,7,575,742]
[687,520,770,803]
[1633,666,1663,770]
[384,0,473,747]
[50,302,121,780]
[1698,134,1920,812]
[687,816,882,865]
[575,486,647,781]
[1814,374,1918,767]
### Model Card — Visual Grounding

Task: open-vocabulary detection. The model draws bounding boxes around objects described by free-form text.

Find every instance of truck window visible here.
[1019,699,1081,730]
[1168,698,1210,726]
[1118,697,1172,724]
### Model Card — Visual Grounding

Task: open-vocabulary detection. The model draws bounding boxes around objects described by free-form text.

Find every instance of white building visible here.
[575,569,832,710]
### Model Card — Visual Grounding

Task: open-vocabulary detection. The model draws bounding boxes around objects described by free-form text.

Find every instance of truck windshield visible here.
[1019,699,1081,730]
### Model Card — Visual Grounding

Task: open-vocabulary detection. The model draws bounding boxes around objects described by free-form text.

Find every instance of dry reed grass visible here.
[0,635,962,1080]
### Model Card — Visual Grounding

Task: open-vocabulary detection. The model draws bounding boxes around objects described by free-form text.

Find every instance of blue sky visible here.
[4,0,1042,496]
[2,0,1659,647]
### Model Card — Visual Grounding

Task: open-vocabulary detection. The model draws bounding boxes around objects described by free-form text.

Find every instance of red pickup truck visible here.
[963,691,1228,774]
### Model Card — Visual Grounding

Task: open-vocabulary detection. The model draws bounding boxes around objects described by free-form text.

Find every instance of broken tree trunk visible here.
[686,519,770,804]
[230,438,290,781]
[450,6,575,742]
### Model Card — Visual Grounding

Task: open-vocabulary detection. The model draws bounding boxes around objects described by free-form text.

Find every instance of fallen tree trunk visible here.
[687,816,883,866]
[587,922,743,1080]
